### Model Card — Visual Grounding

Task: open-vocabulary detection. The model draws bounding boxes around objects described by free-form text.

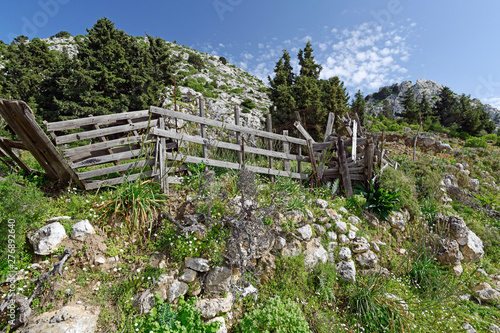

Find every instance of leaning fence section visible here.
[44,110,166,190]
[150,102,311,193]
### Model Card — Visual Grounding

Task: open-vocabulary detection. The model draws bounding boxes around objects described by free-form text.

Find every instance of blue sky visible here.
[2,1,500,107]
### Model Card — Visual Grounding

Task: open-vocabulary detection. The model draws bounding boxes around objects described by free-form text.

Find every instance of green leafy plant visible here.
[236,296,311,333]
[465,137,488,149]
[355,183,401,221]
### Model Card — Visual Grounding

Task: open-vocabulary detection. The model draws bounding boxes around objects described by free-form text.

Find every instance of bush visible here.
[236,296,311,333]
[188,53,204,70]
[219,56,227,65]
[465,137,488,149]
[241,108,251,114]
[482,133,497,142]
[241,98,256,109]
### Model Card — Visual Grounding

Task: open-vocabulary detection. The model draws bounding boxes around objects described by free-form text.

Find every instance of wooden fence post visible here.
[364,138,374,186]
[199,97,208,161]
[159,117,168,194]
[267,114,274,181]
[283,130,290,173]
[234,106,242,166]
[294,111,303,178]
[338,137,353,198]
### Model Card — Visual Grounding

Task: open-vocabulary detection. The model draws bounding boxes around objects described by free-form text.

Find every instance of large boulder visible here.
[18,305,100,333]
[29,222,67,255]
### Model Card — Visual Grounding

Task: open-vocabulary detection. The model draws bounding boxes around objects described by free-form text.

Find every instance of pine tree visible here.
[351,90,366,125]
[434,87,459,128]
[268,50,296,128]
[298,41,322,79]
[418,95,434,126]
[381,99,393,119]
[400,87,418,124]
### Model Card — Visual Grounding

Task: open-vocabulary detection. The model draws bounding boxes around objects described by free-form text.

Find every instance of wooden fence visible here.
[150,101,311,193]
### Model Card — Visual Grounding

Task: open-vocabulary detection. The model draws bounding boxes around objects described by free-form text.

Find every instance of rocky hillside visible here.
[39,36,271,130]
[366,78,500,124]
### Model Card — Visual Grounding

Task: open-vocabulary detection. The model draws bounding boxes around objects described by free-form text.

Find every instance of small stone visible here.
[348,216,361,225]
[185,257,210,272]
[303,238,328,270]
[399,248,407,255]
[274,236,286,250]
[305,209,315,221]
[207,316,227,333]
[458,294,470,301]
[168,280,189,303]
[336,260,356,282]
[326,209,341,222]
[370,242,380,253]
[296,225,313,241]
[46,216,72,223]
[347,230,356,240]
[179,269,197,283]
[285,210,304,223]
[338,247,352,260]
[463,322,477,333]
[71,220,95,241]
[324,223,332,230]
[352,237,370,253]
[388,211,407,230]
[489,324,500,333]
[327,231,337,241]
[338,234,349,245]
[355,250,378,268]
[315,199,329,209]
[452,264,463,277]
[313,224,326,235]
[339,207,349,214]
[348,223,359,232]
[335,221,348,234]
[281,240,302,258]
[469,179,480,191]
[94,257,105,265]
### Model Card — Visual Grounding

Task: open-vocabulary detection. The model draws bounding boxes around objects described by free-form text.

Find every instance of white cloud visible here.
[258,43,264,49]
[219,43,225,48]
[302,35,312,43]
[483,97,500,109]
[242,52,254,60]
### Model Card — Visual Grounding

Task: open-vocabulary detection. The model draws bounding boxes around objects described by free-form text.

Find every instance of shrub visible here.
[188,53,204,70]
[355,183,401,221]
[482,133,497,142]
[465,137,487,149]
[241,98,256,109]
[219,56,227,65]
[379,167,420,219]
[236,296,311,333]
[241,108,250,114]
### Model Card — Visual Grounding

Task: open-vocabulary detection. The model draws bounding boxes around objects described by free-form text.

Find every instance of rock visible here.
[205,267,232,294]
[179,269,197,283]
[148,252,167,269]
[457,230,484,263]
[338,234,349,245]
[305,209,315,221]
[370,242,381,253]
[281,240,302,258]
[348,216,361,225]
[17,305,100,333]
[326,209,341,222]
[29,222,68,255]
[70,220,95,241]
[476,288,500,304]
[134,289,155,314]
[230,196,257,215]
[436,141,452,153]
[328,242,337,263]
[388,211,407,230]
[185,257,210,272]
[313,224,326,235]
[359,266,391,280]
[348,224,359,232]
[463,322,477,333]
[355,250,378,268]
[274,236,286,250]
[352,237,370,253]
[94,257,105,265]
[469,179,480,191]
[195,293,233,319]
[257,252,276,284]
[315,199,329,209]
[347,230,357,240]
[168,280,189,303]
[303,238,328,269]
[452,264,463,277]
[490,324,500,333]
[339,207,349,214]
[296,224,313,241]
[336,260,356,282]
[477,268,488,277]
[46,216,72,223]
[285,210,304,223]
[324,223,332,230]
[338,247,352,260]
[436,238,463,266]
[490,273,500,288]
[335,221,348,234]
[206,316,227,333]
[327,231,337,241]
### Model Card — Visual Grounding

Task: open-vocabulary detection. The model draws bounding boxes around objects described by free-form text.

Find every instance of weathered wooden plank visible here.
[199,98,208,160]
[324,112,334,140]
[267,114,274,181]
[323,166,365,177]
[0,138,27,150]
[307,139,320,186]
[46,110,150,131]
[159,117,168,194]
[77,159,155,180]
[338,138,353,198]
[235,106,242,165]
[283,130,290,172]
[352,121,357,160]
[84,170,154,190]
[150,106,307,146]
[61,135,149,158]
[151,128,309,163]
[318,137,367,150]
[165,152,308,180]
[0,139,31,173]
[55,119,158,145]
[294,121,315,143]
[71,148,152,169]
[323,173,365,182]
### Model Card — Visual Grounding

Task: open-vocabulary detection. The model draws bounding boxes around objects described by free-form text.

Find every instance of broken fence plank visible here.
[46,110,150,132]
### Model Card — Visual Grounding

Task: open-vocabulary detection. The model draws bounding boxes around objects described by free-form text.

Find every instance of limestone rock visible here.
[436,238,463,266]
[296,224,313,241]
[257,252,276,284]
[463,322,477,333]
[370,242,381,253]
[469,179,480,191]
[348,216,361,225]
[281,240,302,258]
[459,230,484,263]
[313,224,326,235]
[326,209,341,222]
[185,257,210,272]
[315,199,329,209]
[490,324,500,333]
[195,293,233,319]
[338,234,349,245]
[335,221,348,234]
[327,231,337,241]
[179,269,197,283]
[338,247,352,260]
[168,279,189,303]
[352,237,370,254]
[336,260,356,282]
[347,230,357,240]
[328,242,337,263]
[303,238,328,269]
[452,264,463,277]
[205,266,232,294]
[388,211,407,230]
[274,236,286,250]
[29,222,68,255]
[355,250,378,268]
[134,289,155,314]
[70,220,95,241]
[18,305,100,333]
[285,210,304,223]
[476,288,500,304]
